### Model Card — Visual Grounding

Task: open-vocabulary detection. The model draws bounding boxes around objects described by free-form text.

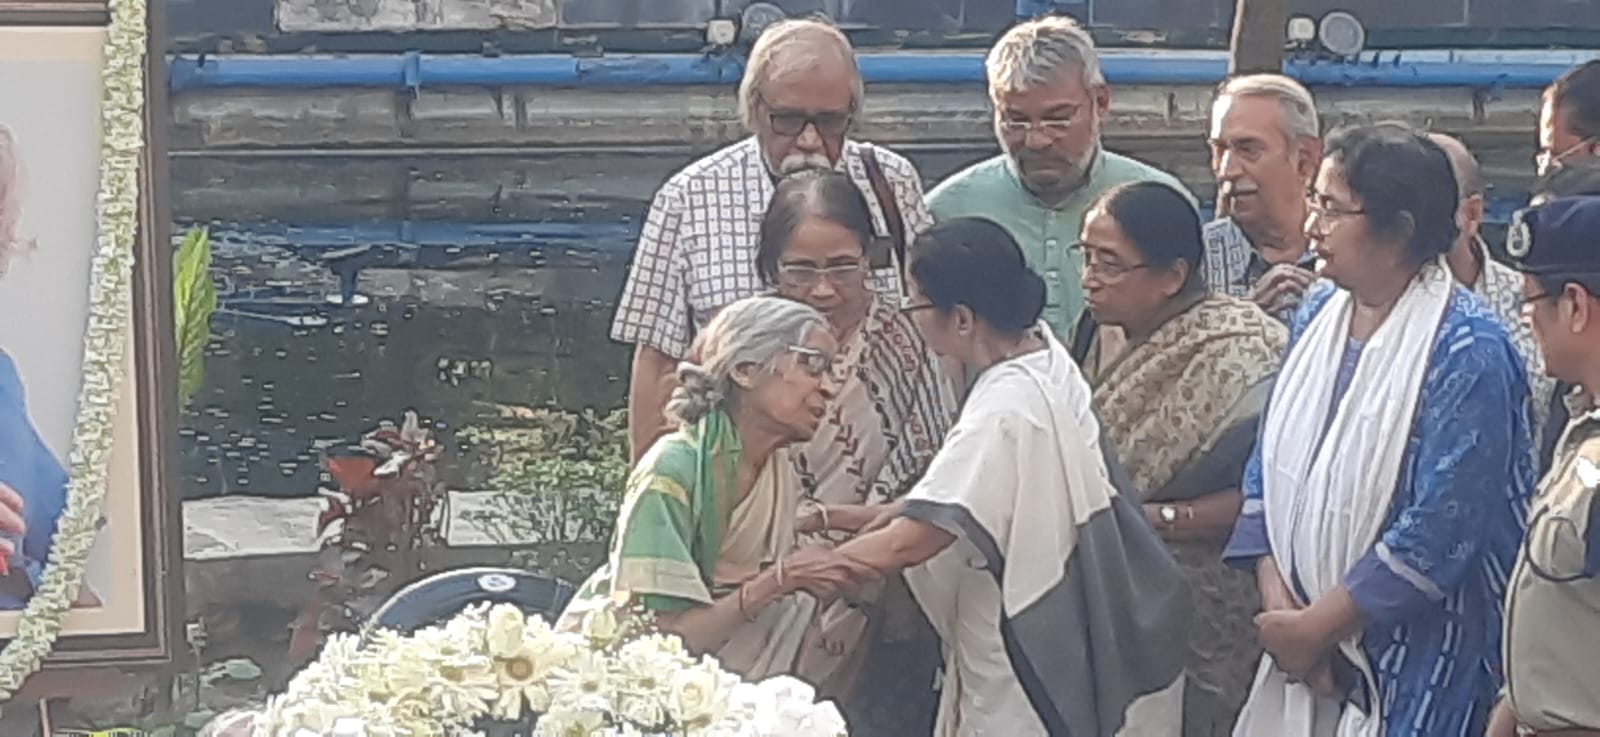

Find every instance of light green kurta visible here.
[927,150,1192,340]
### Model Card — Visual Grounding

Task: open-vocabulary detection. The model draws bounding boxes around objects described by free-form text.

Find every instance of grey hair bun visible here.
[664,361,725,425]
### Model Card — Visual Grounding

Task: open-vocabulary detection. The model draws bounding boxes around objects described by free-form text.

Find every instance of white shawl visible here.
[1233,260,1453,737]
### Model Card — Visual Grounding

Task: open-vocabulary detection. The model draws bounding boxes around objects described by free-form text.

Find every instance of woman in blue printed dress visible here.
[1224,124,1535,737]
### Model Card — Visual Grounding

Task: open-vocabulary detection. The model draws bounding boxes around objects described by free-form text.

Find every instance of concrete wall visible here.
[168,82,1544,224]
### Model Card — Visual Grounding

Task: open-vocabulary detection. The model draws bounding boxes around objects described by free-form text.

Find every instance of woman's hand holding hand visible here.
[1256,609,1332,682]
[860,499,907,534]
[1256,556,1301,613]
[781,546,879,600]
[1304,658,1341,699]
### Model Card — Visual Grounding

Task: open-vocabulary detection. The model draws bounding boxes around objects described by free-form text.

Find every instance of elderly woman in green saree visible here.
[557,295,873,684]
[1071,181,1288,737]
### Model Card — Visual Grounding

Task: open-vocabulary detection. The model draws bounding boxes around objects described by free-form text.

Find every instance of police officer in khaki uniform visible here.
[1488,194,1600,737]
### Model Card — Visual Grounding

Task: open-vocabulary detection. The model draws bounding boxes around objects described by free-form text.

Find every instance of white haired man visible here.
[1203,74,1323,322]
[927,15,1191,341]
[611,18,932,461]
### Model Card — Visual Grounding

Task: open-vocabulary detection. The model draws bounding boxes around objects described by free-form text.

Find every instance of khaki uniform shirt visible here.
[1504,391,1600,731]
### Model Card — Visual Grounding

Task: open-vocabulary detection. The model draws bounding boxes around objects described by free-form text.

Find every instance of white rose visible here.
[536,707,609,737]
[581,606,620,645]
[486,605,528,657]
[789,702,848,737]
[668,661,729,727]
[615,691,666,728]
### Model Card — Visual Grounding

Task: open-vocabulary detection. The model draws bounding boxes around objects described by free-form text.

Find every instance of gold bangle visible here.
[737,584,758,623]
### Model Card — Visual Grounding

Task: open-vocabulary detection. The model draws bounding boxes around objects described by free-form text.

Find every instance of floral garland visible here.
[0,0,147,698]
[255,598,849,737]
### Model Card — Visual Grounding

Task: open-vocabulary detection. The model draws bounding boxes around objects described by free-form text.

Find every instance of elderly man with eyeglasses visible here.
[612,18,932,461]
[927,15,1191,341]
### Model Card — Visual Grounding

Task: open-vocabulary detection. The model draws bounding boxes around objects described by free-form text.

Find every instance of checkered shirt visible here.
[610,137,932,359]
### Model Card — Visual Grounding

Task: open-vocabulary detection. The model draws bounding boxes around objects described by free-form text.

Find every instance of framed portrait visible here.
[0,0,180,685]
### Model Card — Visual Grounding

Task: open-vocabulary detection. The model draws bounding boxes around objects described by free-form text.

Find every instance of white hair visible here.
[1213,73,1321,141]
[0,124,35,277]
[985,15,1106,98]
[737,18,863,132]
[665,296,828,426]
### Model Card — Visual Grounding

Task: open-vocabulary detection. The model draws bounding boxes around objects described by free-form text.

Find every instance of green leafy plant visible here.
[173,226,217,407]
[459,407,629,546]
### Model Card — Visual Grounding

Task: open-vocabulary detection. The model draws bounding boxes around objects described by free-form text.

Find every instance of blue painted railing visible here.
[168,50,1590,92]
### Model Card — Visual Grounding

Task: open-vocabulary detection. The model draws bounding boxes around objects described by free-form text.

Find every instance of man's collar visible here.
[1234,218,1316,269]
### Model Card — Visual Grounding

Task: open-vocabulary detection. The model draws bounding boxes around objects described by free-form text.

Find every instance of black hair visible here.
[1323,123,1460,266]
[909,217,1046,334]
[755,169,877,285]
[1545,60,1600,140]
[1532,158,1600,205]
[1088,180,1206,294]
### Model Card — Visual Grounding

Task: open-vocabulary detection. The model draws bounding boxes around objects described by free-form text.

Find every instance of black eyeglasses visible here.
[760,93,853,137]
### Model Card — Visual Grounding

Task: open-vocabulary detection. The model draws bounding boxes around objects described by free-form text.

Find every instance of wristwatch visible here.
[1158,504,1180,527]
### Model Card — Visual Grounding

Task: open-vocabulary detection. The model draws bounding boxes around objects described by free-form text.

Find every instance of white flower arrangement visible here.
[254,596,849,737]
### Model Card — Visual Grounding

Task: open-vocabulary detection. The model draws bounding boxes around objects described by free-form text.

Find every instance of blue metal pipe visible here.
[167,51,1584,92]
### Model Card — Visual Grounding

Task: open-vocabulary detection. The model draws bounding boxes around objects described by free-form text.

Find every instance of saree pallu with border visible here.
[1087,296,1287,737]
[557,412,852,685]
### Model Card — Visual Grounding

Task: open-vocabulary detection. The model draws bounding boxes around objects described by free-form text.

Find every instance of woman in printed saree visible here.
[557,296,874,685]
[798,218,1191,737]
[752,170,956,730]
[1223,124,1535,737]
[1071,180,1287,736]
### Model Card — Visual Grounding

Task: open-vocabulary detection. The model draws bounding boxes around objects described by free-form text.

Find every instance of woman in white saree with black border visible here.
[800,218,1191,737]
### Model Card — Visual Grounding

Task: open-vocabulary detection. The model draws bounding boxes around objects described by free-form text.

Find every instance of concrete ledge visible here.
[168,83,1542,151]
[182,490,547,560]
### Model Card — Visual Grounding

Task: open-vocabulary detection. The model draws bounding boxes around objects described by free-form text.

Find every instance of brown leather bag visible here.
[860,145,907,273]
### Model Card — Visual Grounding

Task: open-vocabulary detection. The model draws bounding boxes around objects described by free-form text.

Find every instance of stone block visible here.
[276,0,418,32]
[516,88,739,147]
[277,0,557,31]
[409,88,518,141]
[172,90,404,147]
[172,157,403,222]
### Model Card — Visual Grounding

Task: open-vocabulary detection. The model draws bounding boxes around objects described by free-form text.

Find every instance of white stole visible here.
[1234,260,1453,737]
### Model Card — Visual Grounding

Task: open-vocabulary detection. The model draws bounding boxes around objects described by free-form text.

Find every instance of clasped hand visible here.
[780,546,880,602]
[1256,558,1342,699]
